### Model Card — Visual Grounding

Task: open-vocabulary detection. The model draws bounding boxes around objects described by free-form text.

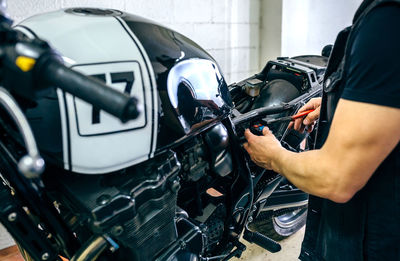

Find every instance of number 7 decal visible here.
[90,71,135,124]
[111,72,135,94]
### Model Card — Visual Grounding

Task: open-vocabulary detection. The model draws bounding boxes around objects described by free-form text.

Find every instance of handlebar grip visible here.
[36,55,140,123]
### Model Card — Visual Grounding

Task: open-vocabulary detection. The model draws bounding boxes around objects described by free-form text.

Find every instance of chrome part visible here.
[41,252,50,260]
[176,207,189,220]
[0,87,45,178]
[70,236,108,261]
[245,78,263,97]
[200,254,228,261]
[167,59,230,133]
[7,212,17,222]
[0,0,9,19]
[17,155,45,179]
[65,8,122,17]
[15,43,41,59]
[274,208,307,229]
[261,199,308,212]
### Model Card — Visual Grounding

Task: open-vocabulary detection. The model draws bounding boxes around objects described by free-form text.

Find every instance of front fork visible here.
[0,87,79,259]
[0,87,44,179]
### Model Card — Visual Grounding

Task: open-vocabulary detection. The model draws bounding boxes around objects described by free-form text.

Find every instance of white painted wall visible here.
[259,0,282,68]
[281,0,363,57]
[3,0,366,87]
[6,0,261,84]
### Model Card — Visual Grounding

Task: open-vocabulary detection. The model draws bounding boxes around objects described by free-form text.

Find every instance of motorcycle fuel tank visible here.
[16,8,232,174]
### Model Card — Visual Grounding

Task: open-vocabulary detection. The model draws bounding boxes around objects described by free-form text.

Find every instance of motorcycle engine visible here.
[48,122,233,260]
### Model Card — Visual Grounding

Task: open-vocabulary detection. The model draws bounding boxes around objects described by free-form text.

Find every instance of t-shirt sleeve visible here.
[342,5,400,108]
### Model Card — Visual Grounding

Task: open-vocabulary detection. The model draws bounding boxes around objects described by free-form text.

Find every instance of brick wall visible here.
[7,0,261,84]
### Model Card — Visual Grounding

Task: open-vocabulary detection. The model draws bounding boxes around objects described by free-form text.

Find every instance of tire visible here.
[249,206,307,241]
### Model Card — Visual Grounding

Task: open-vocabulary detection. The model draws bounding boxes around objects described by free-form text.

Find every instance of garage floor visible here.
[234,227,305,261]
[0,227,305,261]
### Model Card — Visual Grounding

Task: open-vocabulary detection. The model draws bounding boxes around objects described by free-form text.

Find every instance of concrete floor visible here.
[0,225,305,261]
[234,227,305,261]
[0,225,14,252]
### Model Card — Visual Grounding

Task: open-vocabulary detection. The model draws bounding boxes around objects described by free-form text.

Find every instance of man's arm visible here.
[244,98,400,203]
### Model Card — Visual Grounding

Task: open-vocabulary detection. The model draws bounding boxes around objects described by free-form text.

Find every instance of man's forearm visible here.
[245,100,400,203]
[270,100,400,203]
[272,148,352,203]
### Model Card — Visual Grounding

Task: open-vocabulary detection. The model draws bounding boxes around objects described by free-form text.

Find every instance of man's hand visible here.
[289,97,322,133]
[243,127,283,171]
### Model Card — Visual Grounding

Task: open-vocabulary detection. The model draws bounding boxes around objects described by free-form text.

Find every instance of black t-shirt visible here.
[300,3,400,261]
[342,5,400,108]
[341,5,400,259]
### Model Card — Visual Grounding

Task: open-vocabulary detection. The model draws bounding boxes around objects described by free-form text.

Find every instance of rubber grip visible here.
[243,230,282,253]
[36,56,140,123]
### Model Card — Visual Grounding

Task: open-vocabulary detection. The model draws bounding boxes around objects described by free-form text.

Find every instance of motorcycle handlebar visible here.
[36,54,140,123]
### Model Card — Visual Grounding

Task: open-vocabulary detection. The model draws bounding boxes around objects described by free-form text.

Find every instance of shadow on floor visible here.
[234,227,305,261]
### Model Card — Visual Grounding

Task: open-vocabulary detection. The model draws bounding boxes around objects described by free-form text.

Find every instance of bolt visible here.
[18,155,45,179]
[179,240,186,249]
[8,212,17,222]
[170,179,181,193]
[109,246,116,252]
[41,252,49,260]
[248,216,253,223]
[111,226,124,236]
[96,194,111,206]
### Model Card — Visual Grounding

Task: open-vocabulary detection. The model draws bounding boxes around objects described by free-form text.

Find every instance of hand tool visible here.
[248,109,315,136]
[262,109,315,125]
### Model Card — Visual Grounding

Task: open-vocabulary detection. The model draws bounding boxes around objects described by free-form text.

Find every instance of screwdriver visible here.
[262,109,315,125]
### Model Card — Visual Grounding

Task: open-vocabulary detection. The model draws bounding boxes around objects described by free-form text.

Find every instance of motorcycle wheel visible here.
[249,206,307,241]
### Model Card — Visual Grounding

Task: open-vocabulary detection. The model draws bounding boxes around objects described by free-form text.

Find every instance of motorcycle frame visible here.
[0,85,321,260]
[0,23,324,258]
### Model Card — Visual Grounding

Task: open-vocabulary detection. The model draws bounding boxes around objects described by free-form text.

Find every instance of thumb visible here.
[244,128,255,140]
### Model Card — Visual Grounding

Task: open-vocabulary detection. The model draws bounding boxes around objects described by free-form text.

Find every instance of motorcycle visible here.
[0,3,329,261]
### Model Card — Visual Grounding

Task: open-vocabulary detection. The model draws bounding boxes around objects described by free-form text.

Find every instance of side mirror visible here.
[321,44,333,58]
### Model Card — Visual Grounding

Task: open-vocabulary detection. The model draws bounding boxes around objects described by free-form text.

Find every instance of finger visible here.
[244,129,254,141]
[303,108,320,125]
[243,142,249,151]
[294,118,303,131]
[299,124,306,134]
[288,121,294,129]
[298,102,315,113]
[310,97,322,107]
[306,125,312,133]
[262,126,270,136]
[307,123,315,133]
[298,97,321,113]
